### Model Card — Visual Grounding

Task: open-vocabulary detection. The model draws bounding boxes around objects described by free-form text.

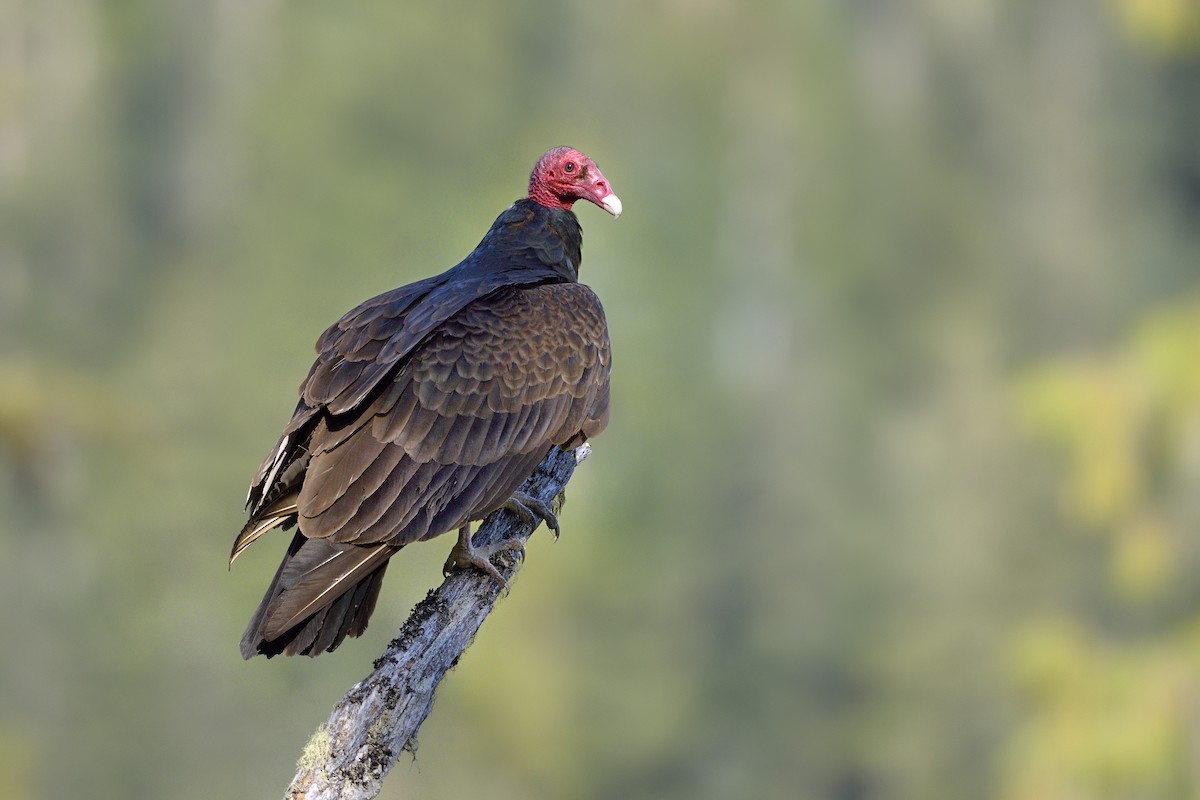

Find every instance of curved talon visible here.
[443,524,525,590]
[506,492,561,540]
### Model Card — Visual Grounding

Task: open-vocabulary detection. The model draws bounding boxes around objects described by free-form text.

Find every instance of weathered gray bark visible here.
[283,444,590,800]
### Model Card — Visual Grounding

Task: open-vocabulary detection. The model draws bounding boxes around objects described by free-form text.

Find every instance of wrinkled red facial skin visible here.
[527,146,615,212]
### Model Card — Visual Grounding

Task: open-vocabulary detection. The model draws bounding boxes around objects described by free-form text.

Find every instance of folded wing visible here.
[237,281,609,657]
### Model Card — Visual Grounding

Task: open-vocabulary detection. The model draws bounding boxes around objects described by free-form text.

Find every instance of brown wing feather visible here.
[238,281,610,657]
[292,282,609,549]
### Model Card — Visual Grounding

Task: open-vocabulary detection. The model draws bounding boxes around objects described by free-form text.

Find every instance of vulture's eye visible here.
[564,162,576,173]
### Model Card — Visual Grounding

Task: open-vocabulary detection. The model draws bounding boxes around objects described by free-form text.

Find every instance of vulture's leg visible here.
[443,523,524,588]
[442,493,560,586]
[504,491,561,540]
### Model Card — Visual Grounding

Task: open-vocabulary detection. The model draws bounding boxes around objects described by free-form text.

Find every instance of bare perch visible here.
[284,444,590,800]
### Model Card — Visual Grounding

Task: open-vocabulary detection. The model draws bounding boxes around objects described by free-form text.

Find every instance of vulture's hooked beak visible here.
[599,193,622,219]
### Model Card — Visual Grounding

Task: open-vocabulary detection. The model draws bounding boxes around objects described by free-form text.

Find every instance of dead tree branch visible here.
[283,444,590,800]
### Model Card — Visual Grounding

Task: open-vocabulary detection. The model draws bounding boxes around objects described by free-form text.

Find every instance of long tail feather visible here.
[240,532,398,658]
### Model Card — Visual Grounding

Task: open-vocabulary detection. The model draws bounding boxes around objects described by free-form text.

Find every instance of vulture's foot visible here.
[505,491,561,540]
[443,524,524,589]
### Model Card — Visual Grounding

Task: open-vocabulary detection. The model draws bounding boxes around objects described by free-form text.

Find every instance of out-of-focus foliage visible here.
[4,1,1200,799]
[1117,0,1200,51]
[1005,618,1200,800]
[1019,300,1200,570]
[1008,299,1200,799]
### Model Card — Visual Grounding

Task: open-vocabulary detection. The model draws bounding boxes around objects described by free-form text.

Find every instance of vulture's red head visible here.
[528,147,622,218]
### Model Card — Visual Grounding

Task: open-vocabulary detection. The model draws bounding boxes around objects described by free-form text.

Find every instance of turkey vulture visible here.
[232,147,619,658]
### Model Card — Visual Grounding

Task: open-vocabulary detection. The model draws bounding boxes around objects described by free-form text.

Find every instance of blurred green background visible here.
[5,1,1200,798]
